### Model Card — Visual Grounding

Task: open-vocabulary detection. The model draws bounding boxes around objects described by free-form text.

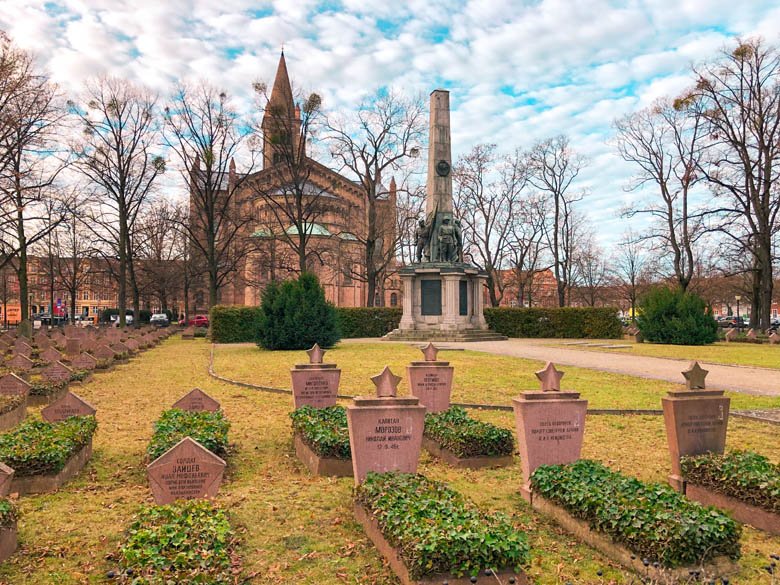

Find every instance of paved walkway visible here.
[348,338,780,398]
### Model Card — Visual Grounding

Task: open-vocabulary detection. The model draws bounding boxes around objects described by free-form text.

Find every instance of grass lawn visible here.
[0,337,776,585]
[213,342,780,411]
[550,338,780,369]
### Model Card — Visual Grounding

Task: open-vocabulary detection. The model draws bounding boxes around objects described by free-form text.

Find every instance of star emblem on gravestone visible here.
[535,361,564,391]
[421,342,439,361]
[306,343,325,364]
[682,361,708,390]
[371,366,402,397]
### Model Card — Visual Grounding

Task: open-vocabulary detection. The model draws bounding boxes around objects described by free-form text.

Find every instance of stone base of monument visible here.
[353,502,527,585]
[0,522,17,562]
[0,399,26,432]
[11,439,92,496]
[293,433,352,477]
[27,385,69,407]
[421,436,514,470]
[530,493,738,585]
[683,483,779,536]
[384,328,507,342]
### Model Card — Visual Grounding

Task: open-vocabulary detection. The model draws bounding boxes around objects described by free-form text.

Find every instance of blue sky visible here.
[2,0,779,246]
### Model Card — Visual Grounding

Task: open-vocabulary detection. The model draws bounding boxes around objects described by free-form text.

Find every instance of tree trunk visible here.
[16,206,31,337]
[118,209,128,328]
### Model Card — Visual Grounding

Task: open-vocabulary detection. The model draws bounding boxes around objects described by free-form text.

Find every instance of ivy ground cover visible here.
[146,409,230,461]
[424,405,514,458]
[289,405,350,459]
[354,472,530,579]
[530,459,742,567]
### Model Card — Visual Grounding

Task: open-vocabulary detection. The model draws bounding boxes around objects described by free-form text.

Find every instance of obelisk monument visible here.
[423,90,454,263]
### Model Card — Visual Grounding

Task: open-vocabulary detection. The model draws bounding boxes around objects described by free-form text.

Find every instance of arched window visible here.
[390,293,398,307]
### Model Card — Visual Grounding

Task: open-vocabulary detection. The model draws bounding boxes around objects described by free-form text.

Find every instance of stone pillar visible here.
[441,273,459,330]
[471,275,488,329]
[399,273,415,330]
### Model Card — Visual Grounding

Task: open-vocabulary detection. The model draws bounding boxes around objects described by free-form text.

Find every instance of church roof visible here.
[267,51,295,119]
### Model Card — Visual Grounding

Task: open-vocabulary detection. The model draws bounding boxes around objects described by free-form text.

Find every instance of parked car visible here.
[718,316,744,328]
[110,314,134,327]
[150,313,170,327]
[188,314,209,328]
[36,313,65,326]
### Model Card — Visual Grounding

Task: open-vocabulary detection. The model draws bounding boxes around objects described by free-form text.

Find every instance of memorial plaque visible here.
[346,367,426,484]
[663,387,729,491]
[420,279,442,316]
[0,373,30,397]
[40,347,63,363]
[42,361,72,383]
[290,344,341,409]
[71,352,98,370]
[93,345,116,360]
[512,363,587,501]
[406,343,454,413]
[65,338,81,356]
[172,388,220,412]
[7,354,32,371]
[459,279,468,316]
[41,391,96,422]
[0,463,13,497]
[146,437,226,505]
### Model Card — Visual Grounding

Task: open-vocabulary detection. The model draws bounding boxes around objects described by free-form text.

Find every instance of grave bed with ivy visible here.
[27,378,68,406]
[0,499,18,562]
[530,459,741,583]
[0,416,97,495]
[111,500,239,585]
[422,406,514,469]
[289,405,352,476]
[146,409,230,462]
[354,472,530,584]
[0,394,26,432]
[681,450,780,535]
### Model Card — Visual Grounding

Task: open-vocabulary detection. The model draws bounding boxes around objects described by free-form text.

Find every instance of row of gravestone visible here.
[724,327,780,343]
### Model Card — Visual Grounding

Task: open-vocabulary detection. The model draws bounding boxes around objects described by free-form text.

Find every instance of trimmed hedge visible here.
[681,450,780,514]
[424,406,514,458]
[120,500,237,585]
[290,405,350,460]
[0,417,98,476]
[336,307,402,338]
[209,305,261,343]
[147,409,230,461]
[530,459,741,568]
[355,472,530,579]
[484,307,622,338]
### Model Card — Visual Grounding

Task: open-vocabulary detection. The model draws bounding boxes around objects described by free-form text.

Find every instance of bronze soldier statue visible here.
[414,218,430,263]
[438,218,457,263]
[454,219,463,263]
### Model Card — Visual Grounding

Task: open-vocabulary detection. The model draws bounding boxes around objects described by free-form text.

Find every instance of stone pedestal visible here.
[512,390,587,502]
[346,367,426,484]
[662,389,730,491]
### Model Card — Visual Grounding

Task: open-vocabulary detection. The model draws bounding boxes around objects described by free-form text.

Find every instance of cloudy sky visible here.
[1,0,779,245]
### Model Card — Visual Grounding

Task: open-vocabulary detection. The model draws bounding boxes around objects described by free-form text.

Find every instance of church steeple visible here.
[262,51,300,169]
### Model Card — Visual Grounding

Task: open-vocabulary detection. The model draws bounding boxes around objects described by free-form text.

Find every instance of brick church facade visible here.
[191,52,400,309]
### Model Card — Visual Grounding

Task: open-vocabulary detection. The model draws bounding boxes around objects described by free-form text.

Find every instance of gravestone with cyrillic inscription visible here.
[290,343,341,408]
[146,437,226,505]
[406,342,453,412]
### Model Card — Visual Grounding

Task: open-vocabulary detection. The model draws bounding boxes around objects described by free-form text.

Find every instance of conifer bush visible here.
[636,286,718,345]
[256,273,340,350]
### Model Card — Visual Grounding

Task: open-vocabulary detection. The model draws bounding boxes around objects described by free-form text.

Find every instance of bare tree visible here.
[326,89,425,305]
[54,208,92,323]
[689,38,780,330]
[573,232,609,307]
[508,192,549,307]
[69,77,164,327]
[136,201,184,313]
[164,82,257,308]
[613,96,708,292]
[609,230,650,320]
[526,135,587,307]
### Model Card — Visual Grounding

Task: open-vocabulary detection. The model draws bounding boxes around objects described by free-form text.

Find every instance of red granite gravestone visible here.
[7,354,32,371]
[12,341,31,358]
[290,343,341,408]
[182,327,195,339]
[0,463,13,497]
[42,361,72,383]
[346,367,426,485]
[512,362,588,502]
[40,347,63,363]
[93,345,116,361]
[770,332,780,345]
[146,437,226,505]
[41,391,96,422]
[35,333,51,349]
[71,352,98,370]
[124,338,139,352]
[406,342,454,413]
[745,328,757,340]
[0,373,30,397]
[172,388,220,412]
[65,338,81,357]
[111,342,130,355]
[663,361,730,492]
[724,328,736,342]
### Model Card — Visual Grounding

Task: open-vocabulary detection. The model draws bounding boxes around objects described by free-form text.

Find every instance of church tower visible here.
[262,51,302,169]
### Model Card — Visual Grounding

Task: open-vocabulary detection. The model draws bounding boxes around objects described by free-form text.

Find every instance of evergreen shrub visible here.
[636,287,718,345]
[210,305,262,343]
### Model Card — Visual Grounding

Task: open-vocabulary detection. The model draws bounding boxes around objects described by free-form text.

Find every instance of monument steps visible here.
[382,328,507,342]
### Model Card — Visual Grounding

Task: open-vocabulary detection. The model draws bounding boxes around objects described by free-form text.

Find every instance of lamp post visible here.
[735,295,741,332]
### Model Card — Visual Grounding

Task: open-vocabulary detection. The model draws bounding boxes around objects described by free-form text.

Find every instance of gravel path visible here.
[355,338,780,398]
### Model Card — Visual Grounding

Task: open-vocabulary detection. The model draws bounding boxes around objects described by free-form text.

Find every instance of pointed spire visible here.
[389,176,397,192]
[192,154,200,172]
[229,158,236,172]
[295,103,301,119]
[268,51,295,119]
